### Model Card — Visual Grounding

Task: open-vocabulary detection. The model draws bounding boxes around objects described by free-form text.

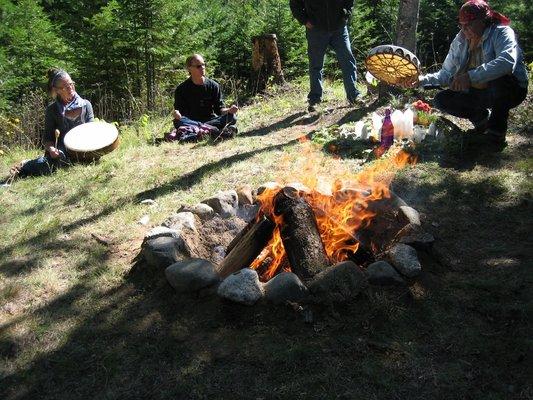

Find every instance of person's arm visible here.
[214,83,224,115]
[42,105,61,158]
[84,101,94,122]
[289,0,309,26]
[419,33,464,88]
[42,105,56,149]
[173,85,188,119]
[468,26,519,86]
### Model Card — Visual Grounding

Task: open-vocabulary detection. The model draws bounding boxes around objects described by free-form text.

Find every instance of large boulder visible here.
[217,268,264,305]
[202,190,239,218]
[165,258,220,293]
[366,261,404,285]
[143,236,186,269]
[387,244,422,277]
[308,261,368,303]
[264,272,309,304]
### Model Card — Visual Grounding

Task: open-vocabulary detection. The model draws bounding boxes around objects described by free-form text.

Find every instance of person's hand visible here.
[450,73,471,91]
[173,109,182,120]
[305,21,314,29]
[396,75,420,89]
[228,104,239,114]
[47,146,61,159]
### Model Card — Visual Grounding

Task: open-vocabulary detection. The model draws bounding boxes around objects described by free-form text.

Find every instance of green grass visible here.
[0,80,532,400]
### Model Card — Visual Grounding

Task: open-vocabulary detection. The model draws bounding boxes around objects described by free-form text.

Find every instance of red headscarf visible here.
[459,0,510,26]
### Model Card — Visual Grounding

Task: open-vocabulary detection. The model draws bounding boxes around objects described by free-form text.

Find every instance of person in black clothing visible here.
[289,0,360,112]
[173,54,238,137]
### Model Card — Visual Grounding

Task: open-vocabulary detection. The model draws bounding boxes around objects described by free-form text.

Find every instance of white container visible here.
[413,126,426,143]
[391,109,404,140]
[354,120,365,139]
[371,112,382,141]
[403,109,414,140]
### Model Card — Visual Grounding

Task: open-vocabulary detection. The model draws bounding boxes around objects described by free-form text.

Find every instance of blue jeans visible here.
[434,75,527,135]
[175,114,237,131]
[306,25,359,105]
[19,147,69,177]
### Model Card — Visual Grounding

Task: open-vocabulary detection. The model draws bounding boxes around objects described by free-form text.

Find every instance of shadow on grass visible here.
[1,157,531,399]
[0,138,302,274]
[241,111,311,137]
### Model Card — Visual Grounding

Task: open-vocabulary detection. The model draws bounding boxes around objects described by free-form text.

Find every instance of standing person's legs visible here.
[330,25,359,103]
[306,28,330,106]
[485,75,528,140]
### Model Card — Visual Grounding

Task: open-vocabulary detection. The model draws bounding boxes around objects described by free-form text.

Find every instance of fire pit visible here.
[141,147,434,306]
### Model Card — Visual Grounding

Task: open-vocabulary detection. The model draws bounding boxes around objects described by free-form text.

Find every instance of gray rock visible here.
[387,244,422,277]
[236,204,260,222]
[165,258,220,293]
[264,272,309,304]
[236,185,254,206]
[162,211,197,232]
[144,226,182,241]
[398,206,421,226]
[308,261,368,303]
[217,268,264,305]
[143,236,185,269]
[399,231,435,251]
[366,261,404,285]
[202,190,239,218]
[180,203,215,221]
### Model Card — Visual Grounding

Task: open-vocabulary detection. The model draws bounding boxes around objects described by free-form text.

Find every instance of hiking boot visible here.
[307,102,320,113]
[348,96,365,108]
[466,110,490,134]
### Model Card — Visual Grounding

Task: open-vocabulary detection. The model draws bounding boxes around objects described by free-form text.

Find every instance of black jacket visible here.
[289,0,354,32]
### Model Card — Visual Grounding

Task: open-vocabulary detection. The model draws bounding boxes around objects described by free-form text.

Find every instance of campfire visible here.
[141,142,432,306]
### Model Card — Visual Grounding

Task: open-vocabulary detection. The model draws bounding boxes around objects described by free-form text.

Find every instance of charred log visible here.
[217,215,275,278]
[274,187,330,280]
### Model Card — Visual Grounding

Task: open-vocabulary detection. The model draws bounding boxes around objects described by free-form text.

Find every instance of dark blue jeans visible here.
[434,75,527,136]
[306,25,359,105]
[175,114,237,131]
[19,147,69,177]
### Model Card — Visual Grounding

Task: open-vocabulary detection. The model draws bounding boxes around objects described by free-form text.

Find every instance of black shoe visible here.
[308,102,320,113]
[467,111,490,134]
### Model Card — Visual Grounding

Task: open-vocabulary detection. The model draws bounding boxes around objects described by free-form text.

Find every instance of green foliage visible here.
[0,0,69,110]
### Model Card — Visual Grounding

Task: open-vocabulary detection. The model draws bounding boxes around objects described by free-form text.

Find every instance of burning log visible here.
[217,215,275,278]
[274,187,330,280]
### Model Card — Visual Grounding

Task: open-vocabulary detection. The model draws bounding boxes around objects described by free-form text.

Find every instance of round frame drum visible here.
[64,121,119,162]
[365,45,420,86]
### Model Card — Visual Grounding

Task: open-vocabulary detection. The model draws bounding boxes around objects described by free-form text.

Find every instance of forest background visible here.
[0,0,531,148]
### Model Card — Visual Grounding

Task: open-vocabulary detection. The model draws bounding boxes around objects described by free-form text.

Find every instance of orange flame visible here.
[250,143,416,280]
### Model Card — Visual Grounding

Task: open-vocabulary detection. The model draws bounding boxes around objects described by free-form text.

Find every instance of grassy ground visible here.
[0,80,531,400]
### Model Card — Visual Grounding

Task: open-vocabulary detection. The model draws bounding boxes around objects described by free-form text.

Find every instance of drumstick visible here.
[54,129,60,148]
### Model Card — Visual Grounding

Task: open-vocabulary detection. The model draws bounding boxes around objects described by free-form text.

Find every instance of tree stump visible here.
[251,34,285,93]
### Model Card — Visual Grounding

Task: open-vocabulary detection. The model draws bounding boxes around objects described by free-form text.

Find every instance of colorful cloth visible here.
[459,0,510,26]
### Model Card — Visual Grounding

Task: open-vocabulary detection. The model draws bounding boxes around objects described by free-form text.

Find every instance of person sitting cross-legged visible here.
[172,54,238,140]
[8,68,94,180]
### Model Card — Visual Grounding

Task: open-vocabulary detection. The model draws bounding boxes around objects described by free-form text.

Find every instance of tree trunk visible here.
[217,215,276,278]
[274,187,330,281]
[395,0,420,53]
[251,34,285,93]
